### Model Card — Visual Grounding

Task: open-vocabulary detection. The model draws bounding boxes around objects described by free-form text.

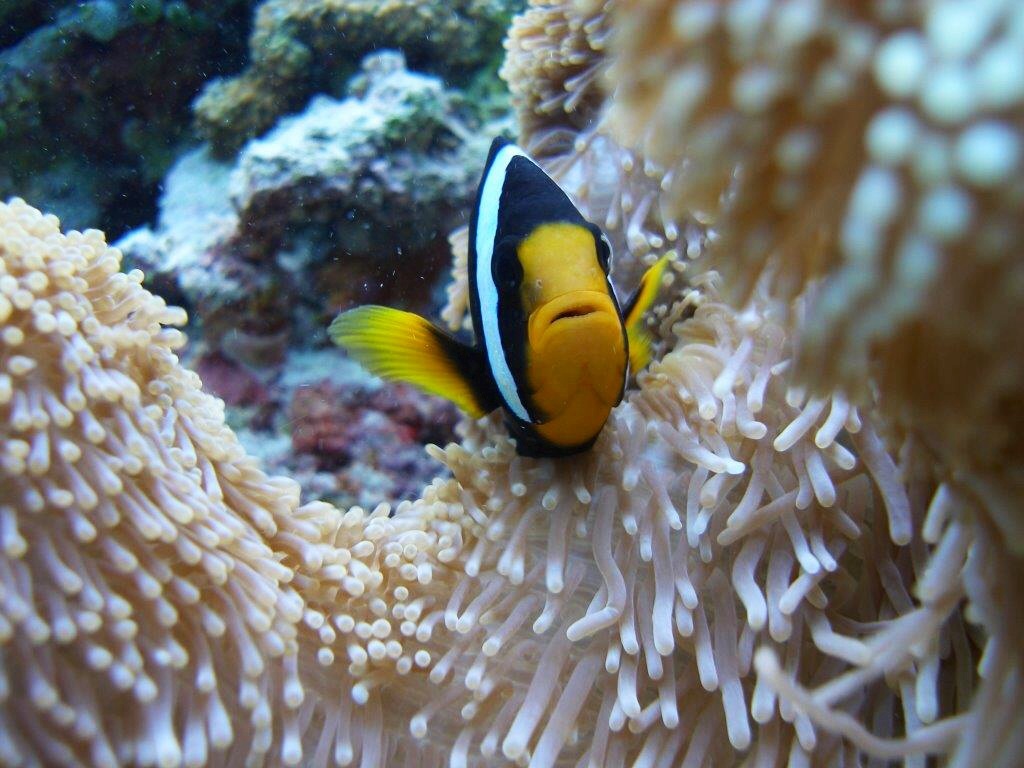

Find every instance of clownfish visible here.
[329,137,668,457]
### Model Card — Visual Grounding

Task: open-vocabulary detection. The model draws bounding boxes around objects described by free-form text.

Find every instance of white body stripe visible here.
[475,144,532,422]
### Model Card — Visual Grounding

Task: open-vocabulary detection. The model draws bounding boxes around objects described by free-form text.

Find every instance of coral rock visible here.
[194,0,524,152]
[231,52,483,260]
[289,380,458,504]
[0,0,251,233]
[121,52,494,367]
[195,352,271,409]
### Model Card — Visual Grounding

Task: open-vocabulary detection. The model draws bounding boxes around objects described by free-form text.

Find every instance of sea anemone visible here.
[2,1,1022,764]
[0,198,310,766]
[1,197,995,766]
[598,0,1024,550]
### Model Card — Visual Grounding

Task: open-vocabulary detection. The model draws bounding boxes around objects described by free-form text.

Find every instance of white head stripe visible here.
[475,144,532,422]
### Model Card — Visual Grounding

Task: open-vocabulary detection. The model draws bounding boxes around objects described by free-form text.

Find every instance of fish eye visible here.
[589,224,612,271]
[493,251,523,290]
[597,241,611,271]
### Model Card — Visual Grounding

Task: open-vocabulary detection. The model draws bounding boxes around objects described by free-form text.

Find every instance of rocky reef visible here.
[116,51,492,503]
[193,0,523,153]
[120,51,496,368]
[0,0,518,235]
[193,348,459,510]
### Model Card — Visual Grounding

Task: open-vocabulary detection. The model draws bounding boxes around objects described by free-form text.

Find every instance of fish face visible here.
[512,222,628,448]
[526,303,626,450]
[332,137,669,459]
[516,222,610,314]
[529,302,626,409]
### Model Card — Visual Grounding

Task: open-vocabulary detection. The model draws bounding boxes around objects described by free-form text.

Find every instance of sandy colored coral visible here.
[501,0,610,143]
[599,0,1024,550]
[0,197,480,766]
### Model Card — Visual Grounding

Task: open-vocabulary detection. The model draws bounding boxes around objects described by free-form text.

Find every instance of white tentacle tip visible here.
[753,647,781,677]
[725,459,745,475]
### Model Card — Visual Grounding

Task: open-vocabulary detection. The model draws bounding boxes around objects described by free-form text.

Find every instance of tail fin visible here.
[329,306,499,419]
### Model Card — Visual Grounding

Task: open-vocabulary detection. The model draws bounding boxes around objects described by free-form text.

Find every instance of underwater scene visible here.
[0,0,1021,766]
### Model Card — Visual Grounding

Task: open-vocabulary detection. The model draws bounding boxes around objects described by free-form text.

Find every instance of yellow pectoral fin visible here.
[623,254,670,372]
[329,306,495,418]
[627,325,654,374]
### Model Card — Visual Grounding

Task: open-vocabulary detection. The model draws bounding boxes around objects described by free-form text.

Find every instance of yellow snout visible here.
[527,290,618,350]
[526,291,627,449]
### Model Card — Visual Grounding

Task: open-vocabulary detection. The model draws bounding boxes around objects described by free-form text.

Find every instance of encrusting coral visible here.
[0,197,994,766]
[597,0,1024,550]
[124,52,491,369]
[193,0,522,153]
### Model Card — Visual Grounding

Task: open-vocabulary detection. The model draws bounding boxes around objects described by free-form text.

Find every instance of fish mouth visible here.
[553,305,598,321]
[528,291,618,347]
